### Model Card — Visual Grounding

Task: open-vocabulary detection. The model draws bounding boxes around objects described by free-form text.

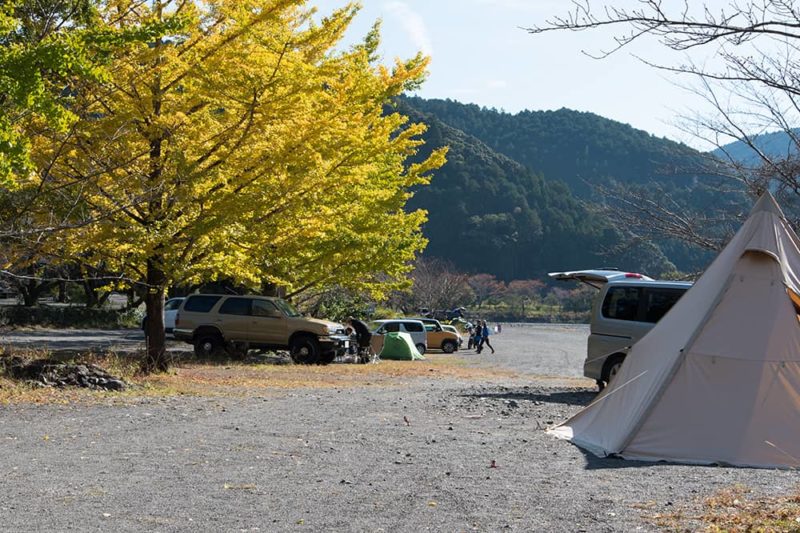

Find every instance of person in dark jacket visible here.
[481,320,495,354]
[347,317,372,351]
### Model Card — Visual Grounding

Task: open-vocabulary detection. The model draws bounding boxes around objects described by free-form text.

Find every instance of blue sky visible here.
[314,0,728,150]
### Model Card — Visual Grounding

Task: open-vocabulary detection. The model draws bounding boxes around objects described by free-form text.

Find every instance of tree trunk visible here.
[21,286,37,307]
[141,9,168,375]
[18,277,53,307]
[127,288,145,310]
[57,281,68,303]
[82,280,99,308]
[140,257,168,374]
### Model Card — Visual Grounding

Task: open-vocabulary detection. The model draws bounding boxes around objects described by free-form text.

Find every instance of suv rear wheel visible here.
[415,343,426,355]
[441,340,457,353]
[290,336,320,365]
[194,333,224,358]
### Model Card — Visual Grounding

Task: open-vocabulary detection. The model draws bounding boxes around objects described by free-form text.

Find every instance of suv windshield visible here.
[274,298,301,318]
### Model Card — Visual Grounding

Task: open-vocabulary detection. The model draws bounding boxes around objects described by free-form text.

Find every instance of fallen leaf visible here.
[223,483,257,490]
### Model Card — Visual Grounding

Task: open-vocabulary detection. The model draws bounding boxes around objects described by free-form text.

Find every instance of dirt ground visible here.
[0,324,797,532]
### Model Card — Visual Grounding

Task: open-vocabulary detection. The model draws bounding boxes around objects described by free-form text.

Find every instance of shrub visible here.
[0,304,143,329]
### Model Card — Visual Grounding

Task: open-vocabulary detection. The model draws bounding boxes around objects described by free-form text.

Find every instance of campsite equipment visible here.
[549,193,800,468]
[378,332,425,361]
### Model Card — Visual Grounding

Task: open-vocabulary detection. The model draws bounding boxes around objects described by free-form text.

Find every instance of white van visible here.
[369,319,428,354]
[550,269,691,390]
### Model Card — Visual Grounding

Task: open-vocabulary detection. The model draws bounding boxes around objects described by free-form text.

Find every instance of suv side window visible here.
[601,287,641,321]
[384,322,400,332]
[643,288,686,323]
[219,297,251,316]
[184,295,222,313]
[403,321,424,332]
[252,300,282,318]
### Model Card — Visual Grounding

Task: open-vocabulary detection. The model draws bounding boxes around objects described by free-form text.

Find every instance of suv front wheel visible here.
[290,336,321,365]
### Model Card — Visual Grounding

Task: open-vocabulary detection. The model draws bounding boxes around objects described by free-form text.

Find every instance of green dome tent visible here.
[379,332,425,361]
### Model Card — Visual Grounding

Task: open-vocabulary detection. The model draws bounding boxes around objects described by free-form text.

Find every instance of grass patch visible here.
[0,349,516,403]
[140,353,518,397]
[646,485,800,532]
[0,346,141,404]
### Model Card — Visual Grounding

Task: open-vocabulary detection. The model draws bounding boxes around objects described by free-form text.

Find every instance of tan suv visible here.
[410,317,460,353]
[173,294,349,364]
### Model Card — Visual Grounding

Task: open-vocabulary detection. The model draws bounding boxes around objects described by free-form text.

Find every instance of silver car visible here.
[550,269,691,390]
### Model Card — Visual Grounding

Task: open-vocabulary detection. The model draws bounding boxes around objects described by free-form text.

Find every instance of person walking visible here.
[481,320,495,354]
[474,321,484,353]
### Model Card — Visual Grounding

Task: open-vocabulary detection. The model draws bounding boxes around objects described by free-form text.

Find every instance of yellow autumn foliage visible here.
[25,0,446,302]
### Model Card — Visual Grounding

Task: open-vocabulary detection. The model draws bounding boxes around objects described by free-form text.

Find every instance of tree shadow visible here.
[459,388,597,407]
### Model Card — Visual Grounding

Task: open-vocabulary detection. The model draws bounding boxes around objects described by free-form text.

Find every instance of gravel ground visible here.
[1,324,798,532]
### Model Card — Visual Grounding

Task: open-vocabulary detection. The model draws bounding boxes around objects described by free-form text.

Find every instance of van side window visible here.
[184,295,222,313]
[403,321,424,332]
[601,287,641,321]
[384,322,400,332]
[643,288,686,323]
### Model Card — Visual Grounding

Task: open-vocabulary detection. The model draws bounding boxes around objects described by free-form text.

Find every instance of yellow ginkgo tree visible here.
[25,0,446,371]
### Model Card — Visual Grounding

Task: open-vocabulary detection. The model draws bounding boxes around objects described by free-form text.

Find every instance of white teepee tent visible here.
[549,192,800,468]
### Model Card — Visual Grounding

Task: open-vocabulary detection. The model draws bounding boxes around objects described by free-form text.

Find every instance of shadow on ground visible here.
[459,388,596,407]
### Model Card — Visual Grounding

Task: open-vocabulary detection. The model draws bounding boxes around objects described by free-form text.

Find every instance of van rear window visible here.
[183,295,221,313]
[404,322,424,332]
[601,287,640,321]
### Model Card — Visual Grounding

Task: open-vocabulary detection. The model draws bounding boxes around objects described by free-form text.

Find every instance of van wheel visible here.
[441,340,457,353]
[602,354,626,386]
[415,343,426,355]
[290,336,320,365]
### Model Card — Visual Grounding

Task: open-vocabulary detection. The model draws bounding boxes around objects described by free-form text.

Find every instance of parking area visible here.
[0,324,796,531]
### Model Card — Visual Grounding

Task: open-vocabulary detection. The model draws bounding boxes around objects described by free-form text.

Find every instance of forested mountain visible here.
[712,130,799,166]
[400,100,676,280]
[405,96,709,195]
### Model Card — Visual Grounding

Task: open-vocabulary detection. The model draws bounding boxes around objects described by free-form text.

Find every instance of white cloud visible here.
[384,1,434,56]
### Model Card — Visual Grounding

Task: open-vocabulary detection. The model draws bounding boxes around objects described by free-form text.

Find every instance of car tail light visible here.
[625,273,643,278]
[175,314,180,327]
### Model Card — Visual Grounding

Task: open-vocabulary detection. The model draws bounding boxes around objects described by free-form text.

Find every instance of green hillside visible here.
[405,96,708,194]
[400,100,676,280]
